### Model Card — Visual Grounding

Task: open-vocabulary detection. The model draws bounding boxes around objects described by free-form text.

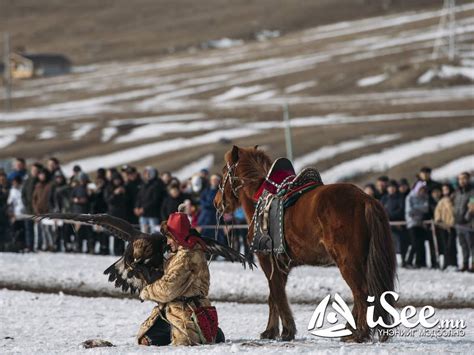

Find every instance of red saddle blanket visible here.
[253,169,295,201]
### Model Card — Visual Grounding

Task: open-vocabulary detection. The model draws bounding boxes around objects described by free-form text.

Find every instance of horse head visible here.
[214,145,271,214]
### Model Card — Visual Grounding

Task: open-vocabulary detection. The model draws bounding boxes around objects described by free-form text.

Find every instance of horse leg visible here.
[258,254,280,339]
[337,262,370,343]
[269,266,296,341]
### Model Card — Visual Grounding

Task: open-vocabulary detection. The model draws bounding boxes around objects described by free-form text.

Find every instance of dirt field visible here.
[0,0,460,64]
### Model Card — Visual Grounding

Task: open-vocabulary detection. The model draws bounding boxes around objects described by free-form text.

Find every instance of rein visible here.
[216,161,244,246]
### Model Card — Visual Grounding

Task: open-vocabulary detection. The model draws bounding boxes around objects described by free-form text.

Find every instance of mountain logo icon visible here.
[307,293,356,338]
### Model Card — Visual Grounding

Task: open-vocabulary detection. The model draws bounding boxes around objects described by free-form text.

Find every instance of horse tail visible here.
[365,199,397,341]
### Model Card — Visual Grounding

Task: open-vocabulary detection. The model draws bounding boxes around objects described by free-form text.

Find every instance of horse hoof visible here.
[260,328,279,340]
[341,332,369,343]
[280,330,295,342]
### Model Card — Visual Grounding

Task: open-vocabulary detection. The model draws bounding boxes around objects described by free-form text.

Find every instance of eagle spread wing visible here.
[34,213,255,295]
[33,213,146,242]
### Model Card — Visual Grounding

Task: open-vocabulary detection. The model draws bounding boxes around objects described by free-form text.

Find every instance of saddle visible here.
[250,158,323,254]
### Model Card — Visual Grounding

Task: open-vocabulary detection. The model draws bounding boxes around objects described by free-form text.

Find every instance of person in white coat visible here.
[7,176,26,250]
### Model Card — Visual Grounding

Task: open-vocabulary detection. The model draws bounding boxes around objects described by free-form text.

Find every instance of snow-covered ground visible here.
[0,253,472,307]
[0,289,472,354]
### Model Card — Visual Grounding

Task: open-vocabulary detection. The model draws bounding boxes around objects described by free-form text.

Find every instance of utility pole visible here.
[3,32,12,111]
[432,0,457,61]
[282,103,293,162]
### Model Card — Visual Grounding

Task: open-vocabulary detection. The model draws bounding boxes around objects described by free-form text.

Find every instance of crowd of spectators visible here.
[364,167,473,272]
[1,158,472,272]
[0,157,246,256]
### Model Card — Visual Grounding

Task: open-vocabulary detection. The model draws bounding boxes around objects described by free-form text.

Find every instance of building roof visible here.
[19,53,71,66]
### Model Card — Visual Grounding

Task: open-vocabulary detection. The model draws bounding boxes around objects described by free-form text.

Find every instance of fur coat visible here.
[137,245,211,345]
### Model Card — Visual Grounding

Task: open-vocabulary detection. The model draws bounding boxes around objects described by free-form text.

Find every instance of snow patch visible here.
[212,86,266,102]
[357,73,388,87]
[432,155,474,180]
[173,154,215,181]
[322,127,474,182]
[101,127,118,142]
[294,134,400,172]
[114,119,237,144]
[418,65,474,84]
[0,127,26,149]
[255,29,280,41]
[284,80,317,93]
[37,127,57,140]
[71,123,96,140]
[109,113,206,126]
[63,127,261,173]
[204,38,244,49]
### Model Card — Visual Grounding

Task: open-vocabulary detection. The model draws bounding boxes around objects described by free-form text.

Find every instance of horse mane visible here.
[237,147,272,191]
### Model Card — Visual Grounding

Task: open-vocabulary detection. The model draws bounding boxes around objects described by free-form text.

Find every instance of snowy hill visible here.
[1,2,473,183]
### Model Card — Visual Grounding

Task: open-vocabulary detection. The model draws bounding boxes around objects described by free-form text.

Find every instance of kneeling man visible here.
[138,212,224,346]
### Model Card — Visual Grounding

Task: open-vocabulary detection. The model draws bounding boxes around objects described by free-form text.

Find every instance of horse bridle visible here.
[218,161,244,210]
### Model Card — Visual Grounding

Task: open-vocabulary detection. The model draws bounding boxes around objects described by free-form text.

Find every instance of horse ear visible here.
[254,145,259,150]
[231,145,239,162]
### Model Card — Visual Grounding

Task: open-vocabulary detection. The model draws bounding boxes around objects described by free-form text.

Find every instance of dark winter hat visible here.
[38,168,50,179]
[78,172,89,182]
[96,168,106,179]
[420,166,432,173]
[145,166,158,179]
[111,171,123,182]
[377,175,389,182]
[399,178,409,186]
[388,179,399,188]
[73,165,82,173]
[125,166,137,174]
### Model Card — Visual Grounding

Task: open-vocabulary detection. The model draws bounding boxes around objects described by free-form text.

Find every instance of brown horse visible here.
[214,145,396,343]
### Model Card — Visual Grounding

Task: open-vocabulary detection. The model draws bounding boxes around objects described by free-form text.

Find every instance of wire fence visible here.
[15,213,473,233]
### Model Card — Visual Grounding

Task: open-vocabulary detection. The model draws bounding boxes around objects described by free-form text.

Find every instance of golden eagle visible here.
[33,213,253,295]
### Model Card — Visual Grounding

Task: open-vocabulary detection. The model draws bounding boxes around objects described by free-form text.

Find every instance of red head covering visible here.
[166,212,207,250]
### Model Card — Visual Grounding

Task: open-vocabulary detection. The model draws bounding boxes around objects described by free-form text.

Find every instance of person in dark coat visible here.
[91,173,110,255]
[71,173,93,253]
[47,157,63,177]
[32,169,54,251]
[453,172,474,272]
[161,184,185,221]
[125,166,142,225]
[49,171,72,251]
[405,181,431,268]
[374,176,389,200]
[418,167,442,195]
[135,167,166,233]
[106,172,129,255]
[21,162,42,251]
[381,180,407,266]
[7,157,27,183]
[398,178,411,198]
[0,172,9,251]
[197,174,224,243]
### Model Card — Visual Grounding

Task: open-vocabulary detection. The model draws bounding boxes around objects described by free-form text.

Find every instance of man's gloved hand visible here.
[139,285,151,302]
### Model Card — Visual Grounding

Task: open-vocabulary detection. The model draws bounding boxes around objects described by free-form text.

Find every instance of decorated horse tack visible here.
[250,158,323,256]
